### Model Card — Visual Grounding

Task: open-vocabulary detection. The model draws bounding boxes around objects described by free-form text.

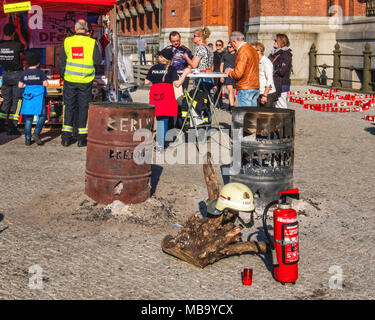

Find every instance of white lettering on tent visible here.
[28,5,43,30]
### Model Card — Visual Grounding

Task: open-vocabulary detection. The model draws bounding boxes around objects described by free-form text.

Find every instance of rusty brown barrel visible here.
[85,102,155,205]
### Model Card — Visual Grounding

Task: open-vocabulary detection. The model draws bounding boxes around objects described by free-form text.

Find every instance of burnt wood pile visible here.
[161,153,267,268]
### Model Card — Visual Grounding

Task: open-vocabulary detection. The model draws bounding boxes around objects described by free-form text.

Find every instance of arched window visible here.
[367,0,375,16]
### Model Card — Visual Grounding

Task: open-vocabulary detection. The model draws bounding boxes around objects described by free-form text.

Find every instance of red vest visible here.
[149,83,178,117]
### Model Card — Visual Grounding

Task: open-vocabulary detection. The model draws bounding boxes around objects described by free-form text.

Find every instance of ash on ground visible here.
[72,197,176,227]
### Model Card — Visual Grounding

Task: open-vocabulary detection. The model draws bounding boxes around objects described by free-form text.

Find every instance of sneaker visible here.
[25,138,31,146]
[32,134,44,146]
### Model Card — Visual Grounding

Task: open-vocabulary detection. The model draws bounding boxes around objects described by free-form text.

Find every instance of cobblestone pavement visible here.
[0,86,374,300]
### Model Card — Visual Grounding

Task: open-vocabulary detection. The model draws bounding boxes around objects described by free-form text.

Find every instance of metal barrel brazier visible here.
[85,102,154,204]
[230,107,295,202]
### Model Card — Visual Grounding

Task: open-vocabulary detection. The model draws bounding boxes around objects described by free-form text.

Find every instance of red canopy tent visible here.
[0,0,121,99]
[1,0,117,13]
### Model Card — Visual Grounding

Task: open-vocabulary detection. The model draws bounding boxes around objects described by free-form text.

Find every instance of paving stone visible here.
[0,86,374,299]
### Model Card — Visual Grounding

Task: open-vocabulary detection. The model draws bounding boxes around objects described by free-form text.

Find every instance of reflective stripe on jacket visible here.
[64,35,96,83]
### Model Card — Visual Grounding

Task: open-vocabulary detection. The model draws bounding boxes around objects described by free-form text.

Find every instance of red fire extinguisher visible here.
[262,188,300,284]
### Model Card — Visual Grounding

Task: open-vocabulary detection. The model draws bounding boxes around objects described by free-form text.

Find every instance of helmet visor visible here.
[206,199,222,215]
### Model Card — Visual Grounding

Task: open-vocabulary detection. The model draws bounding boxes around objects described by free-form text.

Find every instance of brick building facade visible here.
[114,0,249,50]
[112,0,374,84]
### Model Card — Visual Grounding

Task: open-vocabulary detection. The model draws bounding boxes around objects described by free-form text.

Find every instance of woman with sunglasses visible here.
[220,42,237,111]
[213,40,224,109]
[268,34,292,108]
[183,27,213,71]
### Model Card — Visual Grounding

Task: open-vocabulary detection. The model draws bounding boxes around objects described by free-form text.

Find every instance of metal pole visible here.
[137,63,141,86]
[113,4,119,102]
[158,0,162,51]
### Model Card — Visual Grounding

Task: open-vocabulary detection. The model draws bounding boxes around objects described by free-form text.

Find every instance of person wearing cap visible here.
[58,19,102,147]
[18,51,48,146]
[144,48,190,152]
[0,23,25,135]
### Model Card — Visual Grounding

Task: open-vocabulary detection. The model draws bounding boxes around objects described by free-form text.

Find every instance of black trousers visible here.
[62,81,92,141]
[182,76,189,91]
[0,71,22,130]
[213,79,223,108]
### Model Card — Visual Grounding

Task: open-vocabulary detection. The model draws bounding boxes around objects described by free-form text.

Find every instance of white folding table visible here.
[174,71,231,151]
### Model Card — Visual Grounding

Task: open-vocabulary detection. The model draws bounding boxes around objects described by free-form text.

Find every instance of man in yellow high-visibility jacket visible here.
[59,19,101,147]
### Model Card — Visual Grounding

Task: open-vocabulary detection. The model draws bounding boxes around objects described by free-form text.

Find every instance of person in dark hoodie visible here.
[268,33,292,108]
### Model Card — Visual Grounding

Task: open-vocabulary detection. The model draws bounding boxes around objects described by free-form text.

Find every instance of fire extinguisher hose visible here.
[262,200,279,250]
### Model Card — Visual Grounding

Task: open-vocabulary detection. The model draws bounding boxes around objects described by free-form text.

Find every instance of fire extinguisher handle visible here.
[278,188,300,204]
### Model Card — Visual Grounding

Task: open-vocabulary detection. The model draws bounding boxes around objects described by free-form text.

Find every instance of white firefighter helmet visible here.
[207,183,255,215]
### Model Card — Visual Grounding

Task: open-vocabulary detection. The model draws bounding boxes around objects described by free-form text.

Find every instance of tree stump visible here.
[161,211,267,268]
[202,152,220,201]
[161,152,267,268]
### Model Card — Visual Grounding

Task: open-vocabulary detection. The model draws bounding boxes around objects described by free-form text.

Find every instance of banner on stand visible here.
[28,11,87,48]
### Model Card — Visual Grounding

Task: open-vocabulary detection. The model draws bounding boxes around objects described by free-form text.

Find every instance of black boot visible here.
[0,119,5,133]
[61,138,71,147]
[7,121,21,136]
[77,140,87,147]
[7,129,22,136]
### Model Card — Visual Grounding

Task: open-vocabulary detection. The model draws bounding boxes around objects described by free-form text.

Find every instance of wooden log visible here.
[203,152,221,201]
[162,152,266,268]
[162,212,268,268]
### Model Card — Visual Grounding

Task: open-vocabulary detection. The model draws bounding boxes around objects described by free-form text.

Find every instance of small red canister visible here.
[242,268,253,286]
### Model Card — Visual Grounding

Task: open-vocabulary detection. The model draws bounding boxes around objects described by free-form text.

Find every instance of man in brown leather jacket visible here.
[225,31,259,107]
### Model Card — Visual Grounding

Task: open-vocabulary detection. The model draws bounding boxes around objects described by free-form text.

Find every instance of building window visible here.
[367,0,375,16]
[190,0,202,22]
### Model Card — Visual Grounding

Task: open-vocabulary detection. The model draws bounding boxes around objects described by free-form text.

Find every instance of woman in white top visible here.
[251,42,277,107]
[183,27,213,70]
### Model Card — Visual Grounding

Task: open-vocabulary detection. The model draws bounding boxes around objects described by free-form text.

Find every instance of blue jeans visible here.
[156,117,169,149]
[238,89,260,107]
[23,106,47,138]
[139,51,146,65]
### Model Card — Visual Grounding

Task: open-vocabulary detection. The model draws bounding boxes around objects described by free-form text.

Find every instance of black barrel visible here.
[230,107,295,202]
